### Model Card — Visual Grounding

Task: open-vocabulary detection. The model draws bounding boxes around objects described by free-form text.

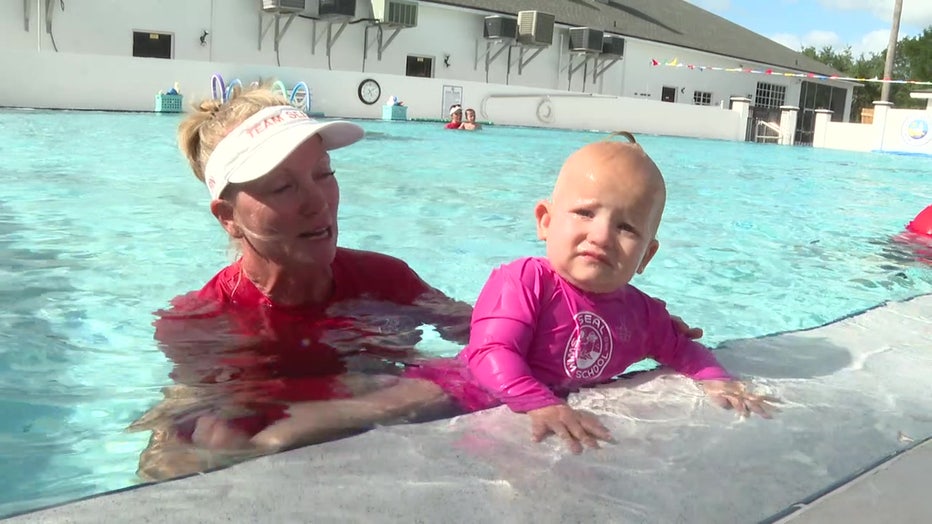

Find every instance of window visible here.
[406,55,433,78]
[661,86,677,103]
[133,31,172,59]
[693,91,712,106]
[754,82,786,109]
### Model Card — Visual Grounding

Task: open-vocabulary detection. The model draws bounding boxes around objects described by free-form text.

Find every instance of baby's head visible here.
[535,132,666,293]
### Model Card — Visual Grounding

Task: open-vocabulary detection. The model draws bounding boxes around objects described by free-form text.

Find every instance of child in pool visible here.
[461,108,482,130]
[455,132,776,453]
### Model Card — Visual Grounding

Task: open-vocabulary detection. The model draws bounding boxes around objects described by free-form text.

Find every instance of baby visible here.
[457,132,775,453]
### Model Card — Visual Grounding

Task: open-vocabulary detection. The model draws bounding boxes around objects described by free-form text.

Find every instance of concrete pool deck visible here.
[5,294,931,523]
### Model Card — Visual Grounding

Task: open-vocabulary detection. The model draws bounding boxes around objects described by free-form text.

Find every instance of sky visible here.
[684,0,932,57]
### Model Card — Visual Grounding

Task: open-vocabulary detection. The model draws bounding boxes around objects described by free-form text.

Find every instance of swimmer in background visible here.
[460,108,482,131]
[445,105,463,129]
[423,131,778,453]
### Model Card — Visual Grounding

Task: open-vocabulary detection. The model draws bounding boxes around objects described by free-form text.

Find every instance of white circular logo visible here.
[901,117,932,146]
[563,312,613,379]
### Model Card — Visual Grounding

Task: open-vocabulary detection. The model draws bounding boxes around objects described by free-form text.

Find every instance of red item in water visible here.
[906,205,932,237]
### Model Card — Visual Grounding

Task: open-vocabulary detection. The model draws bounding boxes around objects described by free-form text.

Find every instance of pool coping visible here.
[4,292,931,523]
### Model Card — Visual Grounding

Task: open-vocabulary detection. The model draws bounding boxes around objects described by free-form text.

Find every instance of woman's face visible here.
[224,136,340,269]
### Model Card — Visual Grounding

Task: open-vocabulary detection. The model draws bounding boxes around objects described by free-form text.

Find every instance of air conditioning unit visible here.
[568,27,604,53]
[262,0,306,13]
[319,0,355,20]
[371,0,418,27]
[602,34,625,57]
[483,15,517,39]
[516,10,555,46]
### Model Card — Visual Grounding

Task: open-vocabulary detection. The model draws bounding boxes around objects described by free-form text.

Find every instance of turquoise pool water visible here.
[0,109,929,517]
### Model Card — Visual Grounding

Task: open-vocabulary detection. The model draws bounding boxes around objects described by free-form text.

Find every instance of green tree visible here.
[801,45,882,121]
[801,27,930,121]
[893,27,932,107]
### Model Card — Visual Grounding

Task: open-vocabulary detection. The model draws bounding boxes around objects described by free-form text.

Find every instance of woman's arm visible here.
[249,377,453,451]
[410,290,473,345]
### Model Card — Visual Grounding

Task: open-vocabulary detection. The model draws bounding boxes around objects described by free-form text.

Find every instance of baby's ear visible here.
[637,238,660,274]
[534,200,551,240]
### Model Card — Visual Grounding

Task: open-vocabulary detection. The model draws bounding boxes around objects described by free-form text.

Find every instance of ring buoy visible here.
[536,96,554,124]
[906,205,932,238]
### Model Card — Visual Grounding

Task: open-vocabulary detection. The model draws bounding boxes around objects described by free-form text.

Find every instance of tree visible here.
[801,27,930,121]
[801,45,882,120]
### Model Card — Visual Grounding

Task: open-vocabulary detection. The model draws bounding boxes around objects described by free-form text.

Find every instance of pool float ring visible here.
[906,205,932,237]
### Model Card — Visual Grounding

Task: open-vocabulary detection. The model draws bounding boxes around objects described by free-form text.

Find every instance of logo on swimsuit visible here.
[563,312,613,380]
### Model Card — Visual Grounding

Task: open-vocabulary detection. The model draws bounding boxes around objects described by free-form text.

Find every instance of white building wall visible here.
[0,0,854,139]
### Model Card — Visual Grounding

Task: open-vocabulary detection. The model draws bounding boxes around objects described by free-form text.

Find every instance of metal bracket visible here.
[311,20,348,56]
[258,11,297,52]
[515,46,545,75]
[44,0,54,32]
[474,39,512,71]
[593,55,622,82]
[364,24,403,61]
[566,52,594,90]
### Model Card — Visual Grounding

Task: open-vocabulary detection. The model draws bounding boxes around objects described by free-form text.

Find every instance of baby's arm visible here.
[461,266,560,411]
[463,262,613,451]
[644,296,777,418]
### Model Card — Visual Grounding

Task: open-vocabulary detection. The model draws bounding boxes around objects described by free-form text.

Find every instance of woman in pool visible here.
[132,87,704,480]
[131,88,476,479]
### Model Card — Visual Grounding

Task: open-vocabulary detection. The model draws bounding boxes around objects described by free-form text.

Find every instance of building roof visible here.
[425,0,842,77]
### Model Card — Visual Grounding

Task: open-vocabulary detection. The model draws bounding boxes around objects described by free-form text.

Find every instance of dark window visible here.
[795,82,850,144]
[133,31,172,59]
[661,86,676,103]
[693,91,712,106]
[754,82,786,108]
[406,56,433,78]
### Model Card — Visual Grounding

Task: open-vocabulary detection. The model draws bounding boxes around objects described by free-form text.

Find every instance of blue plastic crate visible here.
[155,94,183,113]
[382,105,407,121]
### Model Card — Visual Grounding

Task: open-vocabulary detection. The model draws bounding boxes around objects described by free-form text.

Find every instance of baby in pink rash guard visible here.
[453,132,777,453]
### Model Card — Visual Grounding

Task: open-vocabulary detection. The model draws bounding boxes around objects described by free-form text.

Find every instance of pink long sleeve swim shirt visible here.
[458,257,733,412]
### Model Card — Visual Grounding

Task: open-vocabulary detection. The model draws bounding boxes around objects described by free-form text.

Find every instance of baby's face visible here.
[465,110,476,122]
[536,142,665,293]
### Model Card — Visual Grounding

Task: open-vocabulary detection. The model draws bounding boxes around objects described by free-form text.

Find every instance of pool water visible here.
[0,109,929,517]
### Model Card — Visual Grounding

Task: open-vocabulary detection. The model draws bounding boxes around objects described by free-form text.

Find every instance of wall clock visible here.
[357,78,381,105]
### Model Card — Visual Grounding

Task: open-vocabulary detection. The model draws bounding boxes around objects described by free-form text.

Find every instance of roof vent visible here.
[318,0,356,20]
[483,15,517,39]
[516,10,555,46]
[568,27,604,53]
[262,0,306,13]
[371,0,418,27]
[601,34,625,57]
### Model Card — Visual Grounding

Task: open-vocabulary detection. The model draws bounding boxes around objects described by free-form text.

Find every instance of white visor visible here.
[203,105,364,200]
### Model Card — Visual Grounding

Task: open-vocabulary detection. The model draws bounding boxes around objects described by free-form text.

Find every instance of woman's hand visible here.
[527,404,614,454]
[654,298,703,340]
[191,414,253,450]
[671,314,703,340]
[700,380,779,419]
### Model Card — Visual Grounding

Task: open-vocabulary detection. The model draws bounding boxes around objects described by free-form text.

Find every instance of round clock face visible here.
[358,79,381,105]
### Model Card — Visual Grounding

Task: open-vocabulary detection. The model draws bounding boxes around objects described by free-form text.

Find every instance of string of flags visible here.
[650,57,932,85]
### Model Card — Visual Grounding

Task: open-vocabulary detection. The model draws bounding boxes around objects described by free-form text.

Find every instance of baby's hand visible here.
[700,380,779,419]
[526,404,614,454]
